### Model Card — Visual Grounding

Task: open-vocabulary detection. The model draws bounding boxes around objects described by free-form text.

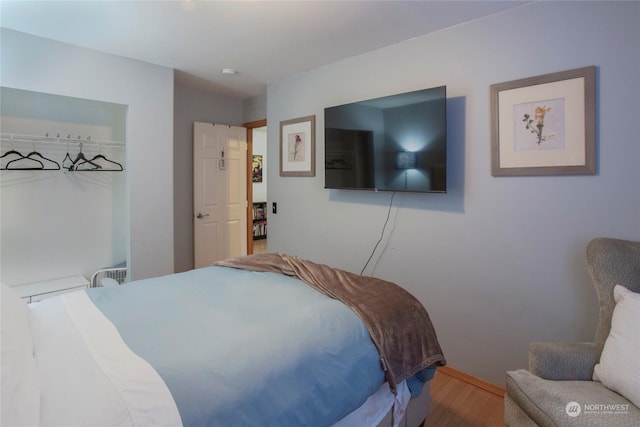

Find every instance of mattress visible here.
[2,260,441,426]
[30,288,412,426]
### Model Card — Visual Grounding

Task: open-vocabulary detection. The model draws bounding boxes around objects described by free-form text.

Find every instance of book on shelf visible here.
[252,203,266,220]
[253,222,267,239]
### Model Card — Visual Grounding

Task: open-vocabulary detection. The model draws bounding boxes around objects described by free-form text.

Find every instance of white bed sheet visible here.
[29,290,408,427]
[30,291,180,426]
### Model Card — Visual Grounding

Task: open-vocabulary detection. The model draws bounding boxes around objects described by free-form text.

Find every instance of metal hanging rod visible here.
[0,132,125,147]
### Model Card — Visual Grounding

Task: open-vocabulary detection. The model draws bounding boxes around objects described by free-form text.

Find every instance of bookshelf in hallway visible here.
[252,202,267,240]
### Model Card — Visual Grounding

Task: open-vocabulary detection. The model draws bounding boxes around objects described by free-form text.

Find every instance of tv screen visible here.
[324,86,446,193]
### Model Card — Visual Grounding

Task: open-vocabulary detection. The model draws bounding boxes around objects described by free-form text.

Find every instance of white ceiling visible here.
[0,1,527,99]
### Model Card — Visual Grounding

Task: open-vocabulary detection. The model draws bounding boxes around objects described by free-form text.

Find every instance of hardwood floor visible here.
[253,238,267,254]
[424,369,505,426]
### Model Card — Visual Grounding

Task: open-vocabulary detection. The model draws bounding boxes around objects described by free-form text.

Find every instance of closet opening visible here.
[0,87,128,289]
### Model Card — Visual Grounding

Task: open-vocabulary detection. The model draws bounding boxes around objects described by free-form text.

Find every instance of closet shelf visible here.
[1,132,125,148]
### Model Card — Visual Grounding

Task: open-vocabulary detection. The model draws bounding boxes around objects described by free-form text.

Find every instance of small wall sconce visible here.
[396,151,416,169]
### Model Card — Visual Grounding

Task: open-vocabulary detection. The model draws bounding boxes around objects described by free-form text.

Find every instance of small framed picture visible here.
[280,115,315,177]
[490,66,595,176]
[252,155,263,182]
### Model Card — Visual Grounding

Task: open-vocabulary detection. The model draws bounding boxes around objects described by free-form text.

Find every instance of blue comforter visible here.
[87,266,385,427]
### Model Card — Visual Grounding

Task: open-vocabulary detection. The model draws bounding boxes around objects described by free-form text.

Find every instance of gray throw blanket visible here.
[215,253,446,392]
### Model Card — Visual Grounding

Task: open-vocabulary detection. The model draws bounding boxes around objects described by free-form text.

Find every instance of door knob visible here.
[196,213,209,219]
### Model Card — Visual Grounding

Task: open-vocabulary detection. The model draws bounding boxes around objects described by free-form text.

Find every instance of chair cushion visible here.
[593,284,640,408]
[504,394,538,427]
[506,369,639,426]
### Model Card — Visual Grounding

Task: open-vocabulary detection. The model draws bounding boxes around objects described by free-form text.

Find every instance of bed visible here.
[1,253,445,427]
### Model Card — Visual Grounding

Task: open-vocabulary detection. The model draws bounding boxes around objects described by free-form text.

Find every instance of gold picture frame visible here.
[490,66,595,176]
[280,115,315,177]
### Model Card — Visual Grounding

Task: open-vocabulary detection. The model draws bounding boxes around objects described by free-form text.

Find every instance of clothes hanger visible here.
[1,149,26,169]
[73,141,123,171]
[62,151,75,170]
[62,137,75,170]
[75,153,123,171]
[1,149,24,160]
[1,138,27,165]
[2,136,60,170]
[65,142,101,171]
[22,150,60,170]
[2,154,45,170]
[1,142,47,170]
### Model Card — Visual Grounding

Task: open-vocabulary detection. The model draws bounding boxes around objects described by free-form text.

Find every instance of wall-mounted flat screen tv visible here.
[324,86,446,193]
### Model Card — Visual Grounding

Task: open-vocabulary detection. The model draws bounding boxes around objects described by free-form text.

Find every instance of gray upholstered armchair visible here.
[505,237,640,426]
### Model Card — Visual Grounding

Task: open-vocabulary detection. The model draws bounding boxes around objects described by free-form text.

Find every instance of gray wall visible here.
[173,80,244,273]
[243,94,267,124]
[265,1,640,385]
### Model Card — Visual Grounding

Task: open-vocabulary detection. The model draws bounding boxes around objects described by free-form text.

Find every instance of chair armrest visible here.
[528,342,599,380]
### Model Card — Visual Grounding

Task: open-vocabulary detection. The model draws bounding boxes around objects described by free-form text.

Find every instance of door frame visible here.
[244,119,267,254]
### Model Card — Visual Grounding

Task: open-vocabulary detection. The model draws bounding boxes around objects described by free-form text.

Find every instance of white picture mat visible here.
[281,120,312,172]
[498,77,585,168]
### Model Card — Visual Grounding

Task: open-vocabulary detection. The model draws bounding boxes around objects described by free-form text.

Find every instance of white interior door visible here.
[193,122,247,268]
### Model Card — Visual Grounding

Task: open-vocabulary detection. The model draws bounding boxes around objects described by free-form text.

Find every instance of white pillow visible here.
[1,284,41,426]
[593,284,640,408]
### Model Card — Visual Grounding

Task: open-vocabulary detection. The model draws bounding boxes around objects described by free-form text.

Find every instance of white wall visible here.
[1,28,175,281]
[266,1,640,385]
[173,80,243,273]
[252,127,268,203]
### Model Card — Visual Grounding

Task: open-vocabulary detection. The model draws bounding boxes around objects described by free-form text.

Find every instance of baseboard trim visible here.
[438,366,506,397]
